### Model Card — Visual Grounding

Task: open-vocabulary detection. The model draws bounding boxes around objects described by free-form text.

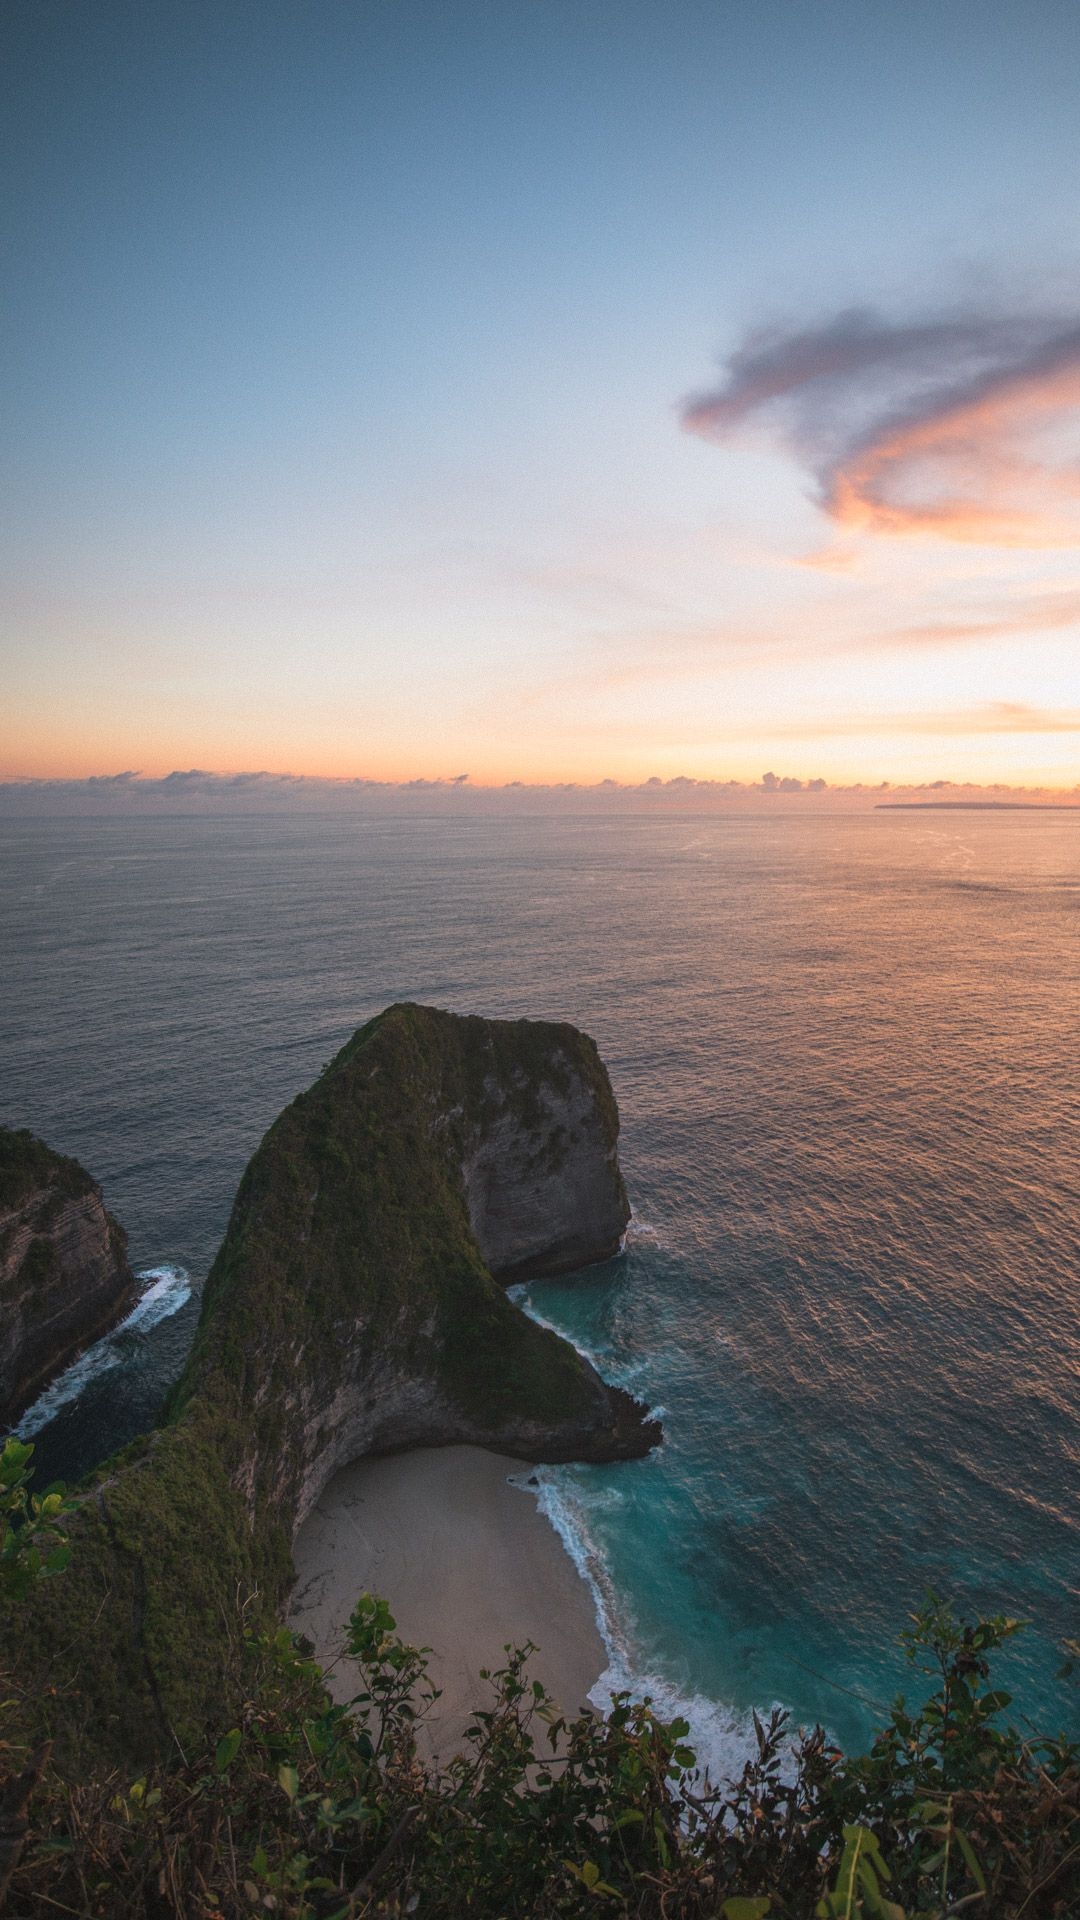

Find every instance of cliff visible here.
[0,1129,134,1429]
[178,1003,648,1531]
[3,1006,657,1766]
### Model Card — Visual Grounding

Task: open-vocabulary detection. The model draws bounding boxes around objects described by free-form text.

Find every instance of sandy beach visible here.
[288,1446,606,1764]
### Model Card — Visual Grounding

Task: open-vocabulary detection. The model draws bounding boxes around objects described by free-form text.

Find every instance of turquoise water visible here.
[3,809,1079,1770]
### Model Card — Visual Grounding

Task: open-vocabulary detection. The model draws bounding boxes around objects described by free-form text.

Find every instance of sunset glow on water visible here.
[5,807,1078,1769]
[5,0,1080,1826]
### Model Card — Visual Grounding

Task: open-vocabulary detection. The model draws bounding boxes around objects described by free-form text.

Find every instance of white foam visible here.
[511,1467,620,1659]
[12,1264,192,1439]
[623,1213,667,1250]
[589,1655,792,1797]
[119,1265,193,1335]
[509,1290,664,1425]
[12,1344,127,1438]
[507,1259,784,1789]
[518,1465,795,1794]
[507,1284,615,1374]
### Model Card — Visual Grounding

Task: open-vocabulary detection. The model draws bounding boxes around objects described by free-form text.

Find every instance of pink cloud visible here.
[684,307,1080,547]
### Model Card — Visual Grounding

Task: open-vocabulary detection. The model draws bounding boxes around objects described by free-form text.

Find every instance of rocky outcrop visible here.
[180,1003,651,1534]
[3,1005,656,1765]
[0,1129,134,1428]
[462,1048,629,1282]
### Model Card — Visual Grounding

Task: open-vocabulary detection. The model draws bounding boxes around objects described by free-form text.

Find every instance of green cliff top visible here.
[0,1127,95,1215]
[2,1004,650,1768]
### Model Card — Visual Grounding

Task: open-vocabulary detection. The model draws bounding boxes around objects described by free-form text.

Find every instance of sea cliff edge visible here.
[2,1003,659,1768]
[0,1129,134,1429]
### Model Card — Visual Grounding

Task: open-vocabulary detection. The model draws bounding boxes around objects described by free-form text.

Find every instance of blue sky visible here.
[5,0,1080,788]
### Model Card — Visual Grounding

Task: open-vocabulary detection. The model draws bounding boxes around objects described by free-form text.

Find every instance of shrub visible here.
[4,1587,1079,1918]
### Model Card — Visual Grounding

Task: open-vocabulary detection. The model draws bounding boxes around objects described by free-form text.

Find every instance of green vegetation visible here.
[0,1127,94,1216]
[0,1006,644,1767]
[178,1001,625,1465]
[0,1127,110,1322]
[1,1433,73,1601]
[16,1009,1071,1910]
[3,1566,1077,1918]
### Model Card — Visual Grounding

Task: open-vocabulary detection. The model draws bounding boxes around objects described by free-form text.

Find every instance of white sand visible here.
[288,1445,606,1764]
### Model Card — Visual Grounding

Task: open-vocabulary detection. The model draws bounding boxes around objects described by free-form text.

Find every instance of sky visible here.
[4,0,1080,795]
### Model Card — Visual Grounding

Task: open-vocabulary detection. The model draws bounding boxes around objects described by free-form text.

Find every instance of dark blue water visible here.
[3,810,1079,1769]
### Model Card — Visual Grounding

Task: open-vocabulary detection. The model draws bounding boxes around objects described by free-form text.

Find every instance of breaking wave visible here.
[517,1464,789,1792]
[12,1264,192,1440]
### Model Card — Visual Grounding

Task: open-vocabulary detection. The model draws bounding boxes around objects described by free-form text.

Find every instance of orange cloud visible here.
[829,359,1080,543]
[755,703,1080,738]
[893,588,1080,647]
[684,307,1080,548]
[530,582,1080,706]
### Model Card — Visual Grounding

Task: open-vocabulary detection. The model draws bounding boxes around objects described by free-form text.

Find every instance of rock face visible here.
[0,1128,134,1428]
[463,1054,630,1282]
[4,1005,657,1765]
[182,1003,649,1533]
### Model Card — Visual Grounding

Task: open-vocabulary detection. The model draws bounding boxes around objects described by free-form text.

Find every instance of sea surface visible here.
[3,809,1079,1773]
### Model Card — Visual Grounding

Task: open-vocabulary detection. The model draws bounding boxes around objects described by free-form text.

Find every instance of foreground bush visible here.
[3,1581,1079,1919]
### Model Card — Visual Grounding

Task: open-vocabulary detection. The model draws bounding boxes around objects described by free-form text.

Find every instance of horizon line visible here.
[3,766,1080,813]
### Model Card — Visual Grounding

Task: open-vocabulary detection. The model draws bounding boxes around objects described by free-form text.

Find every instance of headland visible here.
[2,1002,656,1769]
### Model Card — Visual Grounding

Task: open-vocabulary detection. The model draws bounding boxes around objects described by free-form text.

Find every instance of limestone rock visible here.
[0,1129,134,1428]
[181,1002,652,1533]
[462,1047,630,1281]
[4,1005,658,1765]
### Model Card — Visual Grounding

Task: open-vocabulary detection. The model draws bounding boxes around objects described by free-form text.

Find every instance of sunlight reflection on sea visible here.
[3,808,1078,1757]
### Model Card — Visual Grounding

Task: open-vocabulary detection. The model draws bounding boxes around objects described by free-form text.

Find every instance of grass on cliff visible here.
[0,1128,95,1217]
[0,1128,100,1306]
[0,1006,631,1768]
[179,1003,615,1468]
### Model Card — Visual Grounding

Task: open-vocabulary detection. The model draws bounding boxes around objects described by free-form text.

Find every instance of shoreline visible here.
[288,1445,607,1763]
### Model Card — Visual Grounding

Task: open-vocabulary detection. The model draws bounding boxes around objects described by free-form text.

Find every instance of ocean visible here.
[3,808,1079,1774]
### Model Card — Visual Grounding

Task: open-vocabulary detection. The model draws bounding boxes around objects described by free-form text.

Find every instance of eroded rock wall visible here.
[183,1004,652,1538]
[0,1129,134,1427]
[2,1005,655,1766]
[462,1050,629,1281]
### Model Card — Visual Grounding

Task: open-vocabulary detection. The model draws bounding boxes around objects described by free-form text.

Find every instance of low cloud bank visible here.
[1,769,1078,816]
